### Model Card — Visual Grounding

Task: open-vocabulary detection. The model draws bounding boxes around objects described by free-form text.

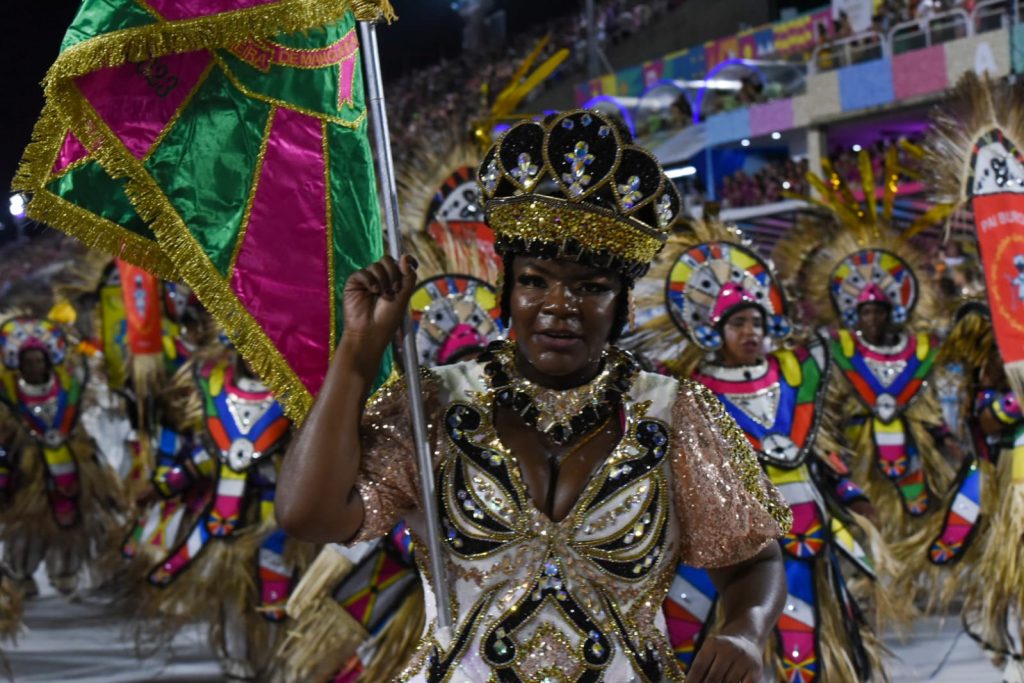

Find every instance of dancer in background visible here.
[138,344,315,681]
[802,156,957,548]
[635,220,890,682]
[0,315,124,596]
[928,304,1024,680]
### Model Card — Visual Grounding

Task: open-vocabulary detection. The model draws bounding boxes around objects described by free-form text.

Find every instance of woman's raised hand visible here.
[341,254,417,361]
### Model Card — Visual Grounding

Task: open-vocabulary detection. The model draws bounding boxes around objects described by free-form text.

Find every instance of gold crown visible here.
[477,110,680,280]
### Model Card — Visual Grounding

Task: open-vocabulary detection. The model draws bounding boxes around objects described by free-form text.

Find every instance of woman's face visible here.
[856,302,892,345]
[19,349,51,385]
[719,306,765,367]
[509,256,622,388]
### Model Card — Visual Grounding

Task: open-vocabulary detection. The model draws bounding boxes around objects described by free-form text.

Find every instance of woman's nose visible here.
[541,284,578,315]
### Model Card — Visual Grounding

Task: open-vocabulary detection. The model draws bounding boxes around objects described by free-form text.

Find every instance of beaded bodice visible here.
[353,359,790,683]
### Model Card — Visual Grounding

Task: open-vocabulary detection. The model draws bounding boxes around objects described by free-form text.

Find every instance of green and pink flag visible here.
[16,0,395,420]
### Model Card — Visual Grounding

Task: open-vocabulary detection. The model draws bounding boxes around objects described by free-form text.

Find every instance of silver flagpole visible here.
[359,20,453,630]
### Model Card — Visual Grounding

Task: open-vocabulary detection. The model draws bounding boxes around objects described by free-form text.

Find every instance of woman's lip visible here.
[534,332,582,350]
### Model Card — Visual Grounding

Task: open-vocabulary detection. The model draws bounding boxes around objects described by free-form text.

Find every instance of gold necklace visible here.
[478,339,638,445]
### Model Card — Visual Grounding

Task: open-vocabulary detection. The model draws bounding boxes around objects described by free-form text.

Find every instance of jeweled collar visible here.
[698,359,770,383]
[477,339,639,445]
[17,375,56,399]
[853,329,908,355]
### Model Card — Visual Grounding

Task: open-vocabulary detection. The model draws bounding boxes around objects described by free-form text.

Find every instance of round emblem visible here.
[226,438,257,472]
[43,429,65,449]
[875,393,897,422]
[762,433,800,464]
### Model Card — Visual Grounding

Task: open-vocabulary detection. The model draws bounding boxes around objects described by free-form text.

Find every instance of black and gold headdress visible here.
[477,109,681,281]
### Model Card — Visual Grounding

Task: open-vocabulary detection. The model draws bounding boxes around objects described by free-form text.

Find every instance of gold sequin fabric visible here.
[350,357,789,682]
[487,197,665,268]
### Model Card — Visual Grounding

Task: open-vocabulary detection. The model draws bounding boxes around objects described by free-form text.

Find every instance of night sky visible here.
[0,0,579,202]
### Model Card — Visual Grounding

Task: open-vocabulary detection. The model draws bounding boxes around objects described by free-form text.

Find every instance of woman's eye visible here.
[579,282,611,294]
[517,274,545,287]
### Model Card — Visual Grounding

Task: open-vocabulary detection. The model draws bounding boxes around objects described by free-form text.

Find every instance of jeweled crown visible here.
[477,109,681,280]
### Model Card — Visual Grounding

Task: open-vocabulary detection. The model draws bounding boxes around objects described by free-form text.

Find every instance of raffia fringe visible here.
[280,546,365,683]
[0,576,24,643]
[359,588,426,683]
[845,510,916,634]
[963,453,1024,655]
[817,560,891,683]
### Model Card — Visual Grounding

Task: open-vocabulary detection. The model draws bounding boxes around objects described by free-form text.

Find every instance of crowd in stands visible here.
[385,0,685,165]
[0,230,75,304]
[719,134,925,209]
[817,0,992,70]
[721,158,810,209]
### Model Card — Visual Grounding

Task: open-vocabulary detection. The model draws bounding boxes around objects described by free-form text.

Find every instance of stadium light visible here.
[9,194,25,218]
[771,131,782,140]
[740,139,751,147]
[852,144,862,152]
[665,166,697,179]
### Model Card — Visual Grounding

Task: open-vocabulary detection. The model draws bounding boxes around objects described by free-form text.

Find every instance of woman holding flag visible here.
[279,109,792,683]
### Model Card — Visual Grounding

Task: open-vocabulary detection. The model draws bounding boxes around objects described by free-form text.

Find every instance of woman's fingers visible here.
[686,649,715,683]
[398,254,419,293]
[380,255,404,294]
[365,261,395,299]
[346,268,378,294]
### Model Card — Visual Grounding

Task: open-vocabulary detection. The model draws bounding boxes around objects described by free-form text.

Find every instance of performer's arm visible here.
[277,255,417,544]
[687,543,786,683]
[671,382,790,683]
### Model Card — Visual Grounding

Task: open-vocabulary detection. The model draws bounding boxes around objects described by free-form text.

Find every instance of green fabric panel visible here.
[797,354,821,404]
[60,0,157,53]
[217,13,364,123]
[829,338,853,371]
[326,119,389,382]
[914,342,937,379]
[47,159,155,241]
[144,66,272,276]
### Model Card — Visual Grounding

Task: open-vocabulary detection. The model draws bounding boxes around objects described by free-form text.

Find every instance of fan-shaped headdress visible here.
[0,317,67,369]
[666,239,791,351]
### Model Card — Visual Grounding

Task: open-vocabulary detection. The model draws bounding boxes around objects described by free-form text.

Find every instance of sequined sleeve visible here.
[351,370,443,543]
[669,380,792,568]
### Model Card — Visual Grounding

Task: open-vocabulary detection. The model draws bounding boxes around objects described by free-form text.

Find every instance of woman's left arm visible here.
[687,543,786,683]
[670,380,791,682]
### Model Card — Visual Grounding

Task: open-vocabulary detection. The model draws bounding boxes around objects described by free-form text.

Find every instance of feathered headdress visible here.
[629,218,787,376]
[800,148,945,329]
[923,72,1024,399]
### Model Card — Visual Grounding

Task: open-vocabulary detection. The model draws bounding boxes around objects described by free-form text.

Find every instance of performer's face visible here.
[509,256,622,387]
[19,349,51,385]
[719,306,765,367]
[856,302,892,345]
